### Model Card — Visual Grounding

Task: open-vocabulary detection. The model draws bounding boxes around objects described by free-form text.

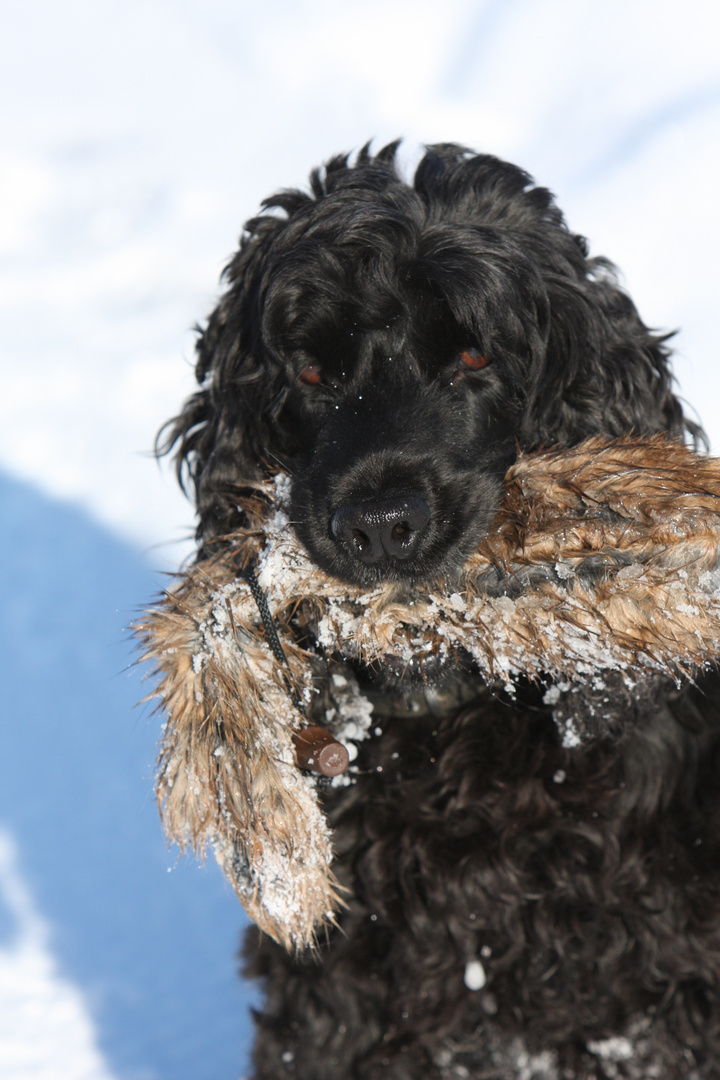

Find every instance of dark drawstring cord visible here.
[235,558,350,778]
[238,560,307,718]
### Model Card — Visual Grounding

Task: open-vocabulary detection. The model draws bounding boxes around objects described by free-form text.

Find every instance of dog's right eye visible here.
[299,363,323,385]
[456,348,490,371]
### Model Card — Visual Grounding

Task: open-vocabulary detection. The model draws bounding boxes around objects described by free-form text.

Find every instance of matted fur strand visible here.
[137,436,720,949]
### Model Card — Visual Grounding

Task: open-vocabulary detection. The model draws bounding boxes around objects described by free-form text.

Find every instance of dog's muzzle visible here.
[330,494,430,566]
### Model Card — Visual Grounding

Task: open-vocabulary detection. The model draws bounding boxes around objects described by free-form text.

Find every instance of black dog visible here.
[163,143,720,1078]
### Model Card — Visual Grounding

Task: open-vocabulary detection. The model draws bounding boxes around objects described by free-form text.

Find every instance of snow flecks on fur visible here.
[515,1050,558,1080]
[437,1017,682,1079]
[301,440,720,715]
[135,555,342,951]
[324,672,374,762]
[137,438,720,949]
[587,1036,634,1062]
[211,669,339,944]
[255,478,312,604]
[556,716,582,749]
[463,959,487,991]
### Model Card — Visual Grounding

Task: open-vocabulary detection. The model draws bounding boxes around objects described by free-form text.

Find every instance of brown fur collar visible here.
[137,436,720,949]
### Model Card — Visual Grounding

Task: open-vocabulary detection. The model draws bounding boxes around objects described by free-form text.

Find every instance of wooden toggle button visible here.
[292,725,349,777]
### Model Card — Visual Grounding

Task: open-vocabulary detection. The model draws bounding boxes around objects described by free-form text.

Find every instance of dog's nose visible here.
[330,495,431,565]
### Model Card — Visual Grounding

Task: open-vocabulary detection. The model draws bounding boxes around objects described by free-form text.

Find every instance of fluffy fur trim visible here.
[137,437,720,949]
[136,556,341,952]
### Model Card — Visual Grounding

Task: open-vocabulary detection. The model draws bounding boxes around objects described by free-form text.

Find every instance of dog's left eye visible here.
[299,363,323,385]
[456,348,490,371]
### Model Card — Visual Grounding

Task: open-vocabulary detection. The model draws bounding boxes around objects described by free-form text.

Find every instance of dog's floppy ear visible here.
[159,145,405,553]
[526,265,701,449]
[158,203,311,552]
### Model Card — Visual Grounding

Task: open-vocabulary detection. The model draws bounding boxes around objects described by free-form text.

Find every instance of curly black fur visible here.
[248,681,720,1079]
[162,143,720,1077]
[162,141,697,584]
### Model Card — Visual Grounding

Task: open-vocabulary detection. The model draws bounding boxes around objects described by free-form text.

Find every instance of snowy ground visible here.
[1,1,719,1076]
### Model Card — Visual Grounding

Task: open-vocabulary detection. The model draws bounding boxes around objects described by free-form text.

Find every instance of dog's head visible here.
[163,142,694,587]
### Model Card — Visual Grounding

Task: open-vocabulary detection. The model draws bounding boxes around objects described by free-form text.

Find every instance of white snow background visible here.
[0,1,718,1076]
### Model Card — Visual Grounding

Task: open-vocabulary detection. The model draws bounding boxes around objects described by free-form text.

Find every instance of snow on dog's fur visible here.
[139,436,720,951]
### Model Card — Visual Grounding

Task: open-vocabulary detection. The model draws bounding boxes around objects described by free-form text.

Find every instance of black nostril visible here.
[330,495,431,565]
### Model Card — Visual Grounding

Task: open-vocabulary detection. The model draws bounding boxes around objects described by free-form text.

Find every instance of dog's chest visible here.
[317,688,718,1077]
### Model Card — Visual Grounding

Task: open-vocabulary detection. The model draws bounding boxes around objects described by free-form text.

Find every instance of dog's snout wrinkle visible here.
[330,494,430,565]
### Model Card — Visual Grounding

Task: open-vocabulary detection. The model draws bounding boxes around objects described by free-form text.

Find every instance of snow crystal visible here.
[317,603,362,651]
[587,1035,634,1061]
[463,959,487,990]
[494,595,516,619]
[616,563,645,582]
[515,1050,558,1080]
[559,717,582,749]
[329,772,354,788]
[272,472,293,509]
[326,670,374,749]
